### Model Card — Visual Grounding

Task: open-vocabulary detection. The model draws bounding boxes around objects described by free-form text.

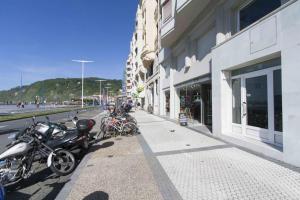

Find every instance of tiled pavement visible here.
[132,111,300,200]
[61,111,163,200]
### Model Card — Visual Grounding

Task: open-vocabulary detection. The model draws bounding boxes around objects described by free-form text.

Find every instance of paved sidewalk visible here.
[132,111,300,200]
[61,124,163,200]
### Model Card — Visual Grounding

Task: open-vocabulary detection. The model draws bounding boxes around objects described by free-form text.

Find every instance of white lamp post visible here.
[72,60,94,108]
[96,80,106,107]
[105,86,111,104]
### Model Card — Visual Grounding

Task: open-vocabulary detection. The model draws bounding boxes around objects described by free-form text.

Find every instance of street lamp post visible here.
[72,60,94,108]
[105,87,111,105]
[96,80,106,107]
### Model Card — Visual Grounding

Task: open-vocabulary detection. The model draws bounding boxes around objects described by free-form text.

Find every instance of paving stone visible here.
[66,135,163,200]
[135,111,300,200]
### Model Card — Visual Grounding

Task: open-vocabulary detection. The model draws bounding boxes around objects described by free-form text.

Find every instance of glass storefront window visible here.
[232,78,241,124]
[274,69,282,132]
[179,84,202,123]
[165,91,170,115]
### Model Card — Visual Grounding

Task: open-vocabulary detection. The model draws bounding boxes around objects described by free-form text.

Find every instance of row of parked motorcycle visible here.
[0,113,96,189]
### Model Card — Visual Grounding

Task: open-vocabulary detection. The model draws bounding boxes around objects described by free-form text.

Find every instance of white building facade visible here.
[143,0,160,115]
[159,0,215,130]
[125,0,159,109]
[159,0,300,167]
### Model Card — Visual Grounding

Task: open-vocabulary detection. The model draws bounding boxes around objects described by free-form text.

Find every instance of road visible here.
[0,109,96,152]
[1,109,103,200]
[0,105,74,115]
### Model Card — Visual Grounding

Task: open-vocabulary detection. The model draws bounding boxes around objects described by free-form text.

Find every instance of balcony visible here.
[161,0,210,47]
[141,45,156,69]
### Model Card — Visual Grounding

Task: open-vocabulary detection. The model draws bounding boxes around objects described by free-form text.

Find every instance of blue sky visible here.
[0,0,138,90]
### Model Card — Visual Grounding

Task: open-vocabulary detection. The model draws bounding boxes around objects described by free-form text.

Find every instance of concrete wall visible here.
[212,0,300,166]
[279,0,300,166]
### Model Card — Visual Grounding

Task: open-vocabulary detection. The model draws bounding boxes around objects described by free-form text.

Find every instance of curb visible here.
[55,111,106,200]
[55,151,93,200]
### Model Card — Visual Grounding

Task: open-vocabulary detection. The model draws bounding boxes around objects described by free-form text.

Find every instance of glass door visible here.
[242,74,270,142]
[245,75,268,129]
[232,67,282,146]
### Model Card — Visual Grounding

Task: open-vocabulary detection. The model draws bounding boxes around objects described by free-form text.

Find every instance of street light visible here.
[72,59,94,108]
[96,80,106,107]
[105,86,111,104]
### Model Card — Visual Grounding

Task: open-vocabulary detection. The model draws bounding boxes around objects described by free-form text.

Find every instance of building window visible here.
[162,0,172,22]
[147,64,154,78]
[274,69,282,132]
[238,0,281,31]
[232,78,241,124]
[165,90,170,115]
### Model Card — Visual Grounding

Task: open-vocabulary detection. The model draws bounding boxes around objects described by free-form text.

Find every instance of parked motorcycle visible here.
[0,177,5,200]
[12,116,96,156]
[0,128,76,187]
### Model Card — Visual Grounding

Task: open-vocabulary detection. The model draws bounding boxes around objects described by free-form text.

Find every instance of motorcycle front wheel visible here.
[50,150,76,176]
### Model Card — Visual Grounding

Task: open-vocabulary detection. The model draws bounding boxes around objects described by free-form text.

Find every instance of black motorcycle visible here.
[13,116,96,156]
[0,127,76,187]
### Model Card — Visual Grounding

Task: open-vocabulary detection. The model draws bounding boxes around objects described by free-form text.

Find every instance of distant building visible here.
[125,0,158,109]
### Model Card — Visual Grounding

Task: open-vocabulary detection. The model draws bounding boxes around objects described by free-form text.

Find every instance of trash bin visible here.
[179,112,188,126]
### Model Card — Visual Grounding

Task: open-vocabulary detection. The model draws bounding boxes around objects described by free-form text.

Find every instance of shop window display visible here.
[179,84,202,123]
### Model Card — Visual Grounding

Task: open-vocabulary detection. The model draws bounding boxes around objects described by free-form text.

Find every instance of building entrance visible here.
[232,66,282,146]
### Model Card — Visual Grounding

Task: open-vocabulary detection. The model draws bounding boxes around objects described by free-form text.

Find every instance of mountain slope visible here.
[0,77,122,103]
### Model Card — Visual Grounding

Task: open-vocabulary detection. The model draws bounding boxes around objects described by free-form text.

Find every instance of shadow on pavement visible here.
[89,141,114,153]
[83,191,109,200]
[6,167,54,192]
[42,180,70,200]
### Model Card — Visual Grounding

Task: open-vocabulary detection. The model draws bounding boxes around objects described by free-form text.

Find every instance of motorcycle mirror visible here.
[7,133,17,139]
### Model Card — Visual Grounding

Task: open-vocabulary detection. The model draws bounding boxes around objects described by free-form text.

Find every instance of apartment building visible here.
[159,0,215,131]
[125,54,133,98]
[158,0,300,167]
[125,0,159,109]
[143,0,160,114]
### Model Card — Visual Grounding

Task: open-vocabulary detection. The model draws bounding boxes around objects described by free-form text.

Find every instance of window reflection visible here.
[232,79,241,124]
[246,75,268,129]
[239,0,281,30]
[274,69,282,132]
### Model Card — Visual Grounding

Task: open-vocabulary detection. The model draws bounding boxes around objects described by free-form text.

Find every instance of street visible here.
[0,105,76,114]
[3,109,103,200]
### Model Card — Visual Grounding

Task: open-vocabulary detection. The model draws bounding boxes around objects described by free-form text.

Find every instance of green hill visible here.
[0,77,122,104]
